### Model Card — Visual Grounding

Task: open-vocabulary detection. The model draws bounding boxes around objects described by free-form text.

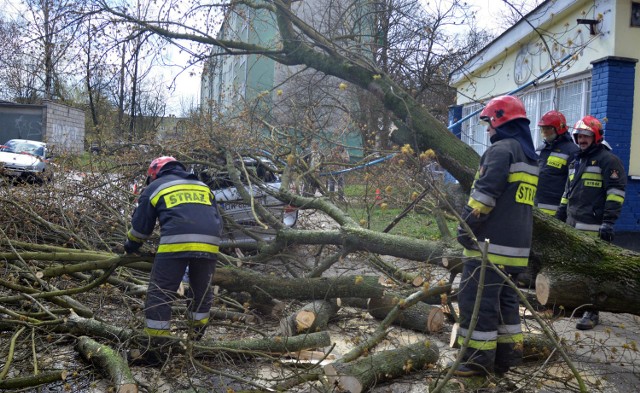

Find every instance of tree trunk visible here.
[368,294,444,333]
[532,211,640,316]
[323,340,439,393]
[76,336,138,393]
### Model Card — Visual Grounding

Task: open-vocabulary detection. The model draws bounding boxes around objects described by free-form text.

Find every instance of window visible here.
[461,76,591,155]
[461,103,489,155]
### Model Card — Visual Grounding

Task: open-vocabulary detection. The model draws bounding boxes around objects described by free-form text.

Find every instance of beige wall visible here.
[615,0,640,175]
[452,0,614,104]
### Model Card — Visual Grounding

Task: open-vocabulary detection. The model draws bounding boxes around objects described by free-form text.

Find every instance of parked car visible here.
[194,155,298,248]
[0,139,53,183]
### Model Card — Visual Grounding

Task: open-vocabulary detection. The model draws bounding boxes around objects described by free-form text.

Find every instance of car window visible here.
[1,141,46,158]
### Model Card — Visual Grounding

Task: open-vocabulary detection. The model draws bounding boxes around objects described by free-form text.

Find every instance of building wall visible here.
[451,0,612,105]
[43,101,85,154]
[614,0,640,175]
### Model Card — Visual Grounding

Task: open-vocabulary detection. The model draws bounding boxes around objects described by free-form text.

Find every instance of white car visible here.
[196,156,298,248]
[0,139,53,183]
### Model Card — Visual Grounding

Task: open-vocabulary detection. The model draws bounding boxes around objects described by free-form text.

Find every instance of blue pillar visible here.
[590,56,639,232]
[448,104,463,139]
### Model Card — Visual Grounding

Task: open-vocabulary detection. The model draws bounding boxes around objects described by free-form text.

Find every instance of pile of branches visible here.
[0,145,618,393]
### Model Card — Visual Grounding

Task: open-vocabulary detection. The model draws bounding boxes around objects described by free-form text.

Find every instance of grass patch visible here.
[345,205,457,241]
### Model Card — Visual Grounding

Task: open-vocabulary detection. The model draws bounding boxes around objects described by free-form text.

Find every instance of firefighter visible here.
[535,110,580,215]
[453,95,539,377]
[555,116,626,330]
[124,156,223,364]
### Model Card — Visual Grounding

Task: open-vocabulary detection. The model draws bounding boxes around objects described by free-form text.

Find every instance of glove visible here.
[456,225,478,251]
[555,205,567,223]
[598,223,614,242]
[123,240,141,254]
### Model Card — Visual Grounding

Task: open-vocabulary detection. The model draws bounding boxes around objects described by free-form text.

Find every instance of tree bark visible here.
[532,211,640,316]
[323,340,439,393]
[76,336,138,393]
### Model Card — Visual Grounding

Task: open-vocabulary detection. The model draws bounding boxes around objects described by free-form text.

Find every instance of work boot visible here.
[576,310,599,330]
[129,334,172,367]
[446,361,486,377]
[128,347,167,367]
[493,363,510,376]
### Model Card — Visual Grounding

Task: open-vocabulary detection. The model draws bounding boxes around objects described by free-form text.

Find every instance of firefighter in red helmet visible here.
[555,116,626,330]
[535,110,580,215]
[124,156,223,364]
[451,95,538,377]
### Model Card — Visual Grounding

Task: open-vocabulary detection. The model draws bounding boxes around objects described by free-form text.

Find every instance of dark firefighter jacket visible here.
[535,133,580,215]
[126,165,223,259]
[462,138,539,267]
[558,144,626,231]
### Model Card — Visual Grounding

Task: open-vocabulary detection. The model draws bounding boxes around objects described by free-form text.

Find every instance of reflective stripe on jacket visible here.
[560,144,626,230]
[127,166,223,259]
[463,139,539,267]
[535,134,580,215]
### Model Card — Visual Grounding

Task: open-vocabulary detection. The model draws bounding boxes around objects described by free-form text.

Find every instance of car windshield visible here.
[1,141,45,158]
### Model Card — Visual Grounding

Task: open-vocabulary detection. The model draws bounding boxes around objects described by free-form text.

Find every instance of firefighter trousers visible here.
[457,258,525,373]
[144,257,217,335]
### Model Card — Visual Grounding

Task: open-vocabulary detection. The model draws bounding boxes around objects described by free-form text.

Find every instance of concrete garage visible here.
[0,100,85,154]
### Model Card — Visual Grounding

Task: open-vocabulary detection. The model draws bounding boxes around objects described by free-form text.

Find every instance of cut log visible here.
[213,267,386,300]
[76,336,137,393]
[279,300,339,336]
[368,294,444,333]
[323,340,439,393]
[532,211,640,316]
[0,371,66,390]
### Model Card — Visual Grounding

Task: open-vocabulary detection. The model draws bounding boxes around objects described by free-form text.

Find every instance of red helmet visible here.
[538,110,568,135]
[573,115,603,144]
[479,95,528,128]
[147,156,178,181]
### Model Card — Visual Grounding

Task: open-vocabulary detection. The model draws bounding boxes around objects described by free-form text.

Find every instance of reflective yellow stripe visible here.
[546,155,567,169]
[539,208,556,215]
[144,327,171,337]
[468,198,493,214]
[127,231,144,242]
[157,243,220,254]
[497,333,523,344]
[581,173,603,181]
[463,249,529,267]
[190,317,209,327]
[561,198,568,204]
[508,172,539,185]
[606,194,625,203]
[151,184,213,207]
[458,336,497,350]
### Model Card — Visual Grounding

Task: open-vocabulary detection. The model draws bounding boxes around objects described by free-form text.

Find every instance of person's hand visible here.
[598,223,614,242]
[456,225,478,250]
[554,206,567,223]
[123,240,139,254]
